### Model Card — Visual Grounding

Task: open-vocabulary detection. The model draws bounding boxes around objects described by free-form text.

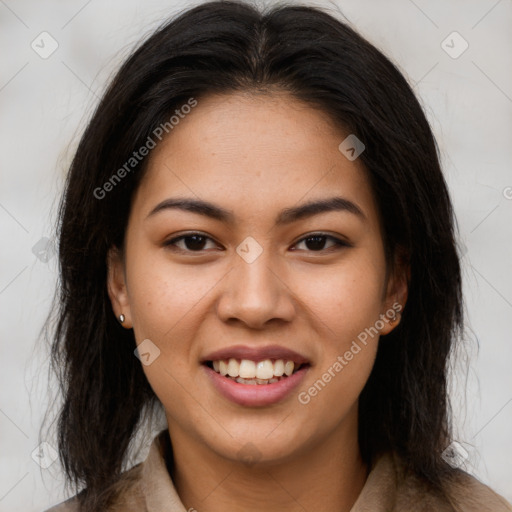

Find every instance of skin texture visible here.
[107,91,408,512]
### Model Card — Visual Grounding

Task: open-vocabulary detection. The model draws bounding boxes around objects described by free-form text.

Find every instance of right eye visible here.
[163,233,221,253]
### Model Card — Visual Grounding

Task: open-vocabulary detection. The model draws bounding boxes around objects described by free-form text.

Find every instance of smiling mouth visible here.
[204,358,309,385]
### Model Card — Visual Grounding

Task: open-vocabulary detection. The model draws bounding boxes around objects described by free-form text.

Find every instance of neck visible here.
[167,417,368,512]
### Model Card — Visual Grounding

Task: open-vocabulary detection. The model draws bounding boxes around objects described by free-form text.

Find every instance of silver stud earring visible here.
[119,314,125,323]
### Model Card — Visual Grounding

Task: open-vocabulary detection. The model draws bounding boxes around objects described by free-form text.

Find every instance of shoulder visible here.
[390,452,512,512]
[44,496,80,512]
[43,463,145,512]
[43,430,178,512]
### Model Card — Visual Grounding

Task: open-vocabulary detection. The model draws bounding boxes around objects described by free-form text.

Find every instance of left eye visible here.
[164,232,348,253]
[292,234,348,252]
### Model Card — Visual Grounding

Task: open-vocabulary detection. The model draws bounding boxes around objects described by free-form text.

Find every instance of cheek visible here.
[126,247,220,341]
[298,250,386,343]
[124,250,217,419]
[293,251,385,414]
[124,245,232,402]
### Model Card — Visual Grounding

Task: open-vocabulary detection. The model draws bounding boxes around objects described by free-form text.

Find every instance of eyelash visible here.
[163,232,350,254]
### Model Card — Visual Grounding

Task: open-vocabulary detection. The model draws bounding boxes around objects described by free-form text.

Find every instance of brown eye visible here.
[292,234,349,252]
[164,233,218,252]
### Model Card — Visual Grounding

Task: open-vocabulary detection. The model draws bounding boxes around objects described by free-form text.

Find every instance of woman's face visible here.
[108,91,407,465]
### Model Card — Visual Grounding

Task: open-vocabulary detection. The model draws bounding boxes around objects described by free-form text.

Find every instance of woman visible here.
[44,1,512,511]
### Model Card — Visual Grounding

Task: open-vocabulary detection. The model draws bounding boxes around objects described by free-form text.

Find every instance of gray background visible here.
[0,0,511,510]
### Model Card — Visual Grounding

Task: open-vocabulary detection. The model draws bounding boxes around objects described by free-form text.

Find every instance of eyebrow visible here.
[146,196,366,225]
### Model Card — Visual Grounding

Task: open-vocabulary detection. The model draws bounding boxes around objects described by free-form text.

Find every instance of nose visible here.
[216,248,296,329]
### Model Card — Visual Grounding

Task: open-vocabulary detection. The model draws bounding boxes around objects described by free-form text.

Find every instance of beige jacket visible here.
[46,430,512,512]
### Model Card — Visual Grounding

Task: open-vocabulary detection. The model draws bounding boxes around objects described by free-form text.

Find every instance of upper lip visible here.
[201,345,310,365]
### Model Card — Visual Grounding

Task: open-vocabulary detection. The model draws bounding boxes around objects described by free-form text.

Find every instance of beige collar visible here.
[139,430,398,512]
[140,431,187,511]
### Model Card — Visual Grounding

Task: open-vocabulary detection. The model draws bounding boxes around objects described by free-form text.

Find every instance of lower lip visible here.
[203,364,310,407]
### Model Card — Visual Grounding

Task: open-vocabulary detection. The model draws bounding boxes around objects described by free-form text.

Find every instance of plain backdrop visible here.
[0,0,511,510]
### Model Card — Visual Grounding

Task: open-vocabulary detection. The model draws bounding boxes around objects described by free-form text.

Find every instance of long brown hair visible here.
[46,1,463,510]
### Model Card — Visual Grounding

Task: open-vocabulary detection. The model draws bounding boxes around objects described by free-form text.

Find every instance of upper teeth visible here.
[212,358,296,379]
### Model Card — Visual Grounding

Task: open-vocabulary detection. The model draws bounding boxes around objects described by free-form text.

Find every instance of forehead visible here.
[133,92,379,226]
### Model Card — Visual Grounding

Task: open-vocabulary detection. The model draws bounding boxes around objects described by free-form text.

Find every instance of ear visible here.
[379,248,409,336]
[106,246,132,328]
